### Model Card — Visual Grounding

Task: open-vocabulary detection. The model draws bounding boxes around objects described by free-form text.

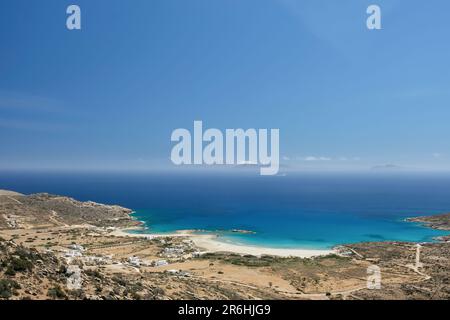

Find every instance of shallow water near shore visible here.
[1,171,449,249]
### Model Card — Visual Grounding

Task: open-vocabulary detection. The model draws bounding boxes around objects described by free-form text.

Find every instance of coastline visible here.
[190,233,334,258]
[113,227,335,258]
[2,190,450,299]
[116,210,450,259]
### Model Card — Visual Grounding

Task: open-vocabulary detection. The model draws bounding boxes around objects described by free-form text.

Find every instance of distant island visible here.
[0,190,449,300]
[407,214,450,234]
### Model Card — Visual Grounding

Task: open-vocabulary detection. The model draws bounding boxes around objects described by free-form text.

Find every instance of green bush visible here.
[0,279,20,299]
[112,276,127,286]
[47,285,67,300]
[131,292,141,300]
[5,266,16,276]
[9,256,33,272]
[85,269,103,279]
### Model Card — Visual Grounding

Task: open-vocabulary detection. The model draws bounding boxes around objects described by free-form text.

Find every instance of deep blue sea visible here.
[1,171,450,249]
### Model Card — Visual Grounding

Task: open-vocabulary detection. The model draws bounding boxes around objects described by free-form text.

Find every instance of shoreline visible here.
[2,189,450,300]
[116,210,450,259]
[190,234,335,258]
[112,228,335,258]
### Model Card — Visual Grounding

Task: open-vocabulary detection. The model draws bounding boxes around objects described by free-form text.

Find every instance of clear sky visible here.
[1,0,450,172]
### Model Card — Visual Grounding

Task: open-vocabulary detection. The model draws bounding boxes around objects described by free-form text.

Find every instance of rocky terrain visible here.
[344,241,450,299]
[0,237,288,300]
[0,191,449,300]
[407,213,450,232]
[0,192,139,229]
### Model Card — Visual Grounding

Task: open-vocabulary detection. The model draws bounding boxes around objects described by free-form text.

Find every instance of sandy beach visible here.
[112,228,334,258]
[189,234,334,258]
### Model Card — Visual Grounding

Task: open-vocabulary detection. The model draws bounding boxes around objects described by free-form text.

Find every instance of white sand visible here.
[113,229,334,258]
[190,234,334,258]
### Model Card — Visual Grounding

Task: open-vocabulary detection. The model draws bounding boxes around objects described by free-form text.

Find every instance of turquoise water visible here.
[1,171,449,249]
[130,209,447,249]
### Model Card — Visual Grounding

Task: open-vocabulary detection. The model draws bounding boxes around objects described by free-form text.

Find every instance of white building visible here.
[128,256,142,267]
[154,259,168,267]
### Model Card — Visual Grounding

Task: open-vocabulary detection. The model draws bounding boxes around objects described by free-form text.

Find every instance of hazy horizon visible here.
[2,0,450,172]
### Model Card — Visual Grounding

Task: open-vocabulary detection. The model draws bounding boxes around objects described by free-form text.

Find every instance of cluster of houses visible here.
[63,244,112,265]
[127,256,169,268]
[159,239,201,260]
[62,243,174,270]
[64,244,85,260]
[126,255,192,277]
[61,237,204,274]
[161,247,185,258]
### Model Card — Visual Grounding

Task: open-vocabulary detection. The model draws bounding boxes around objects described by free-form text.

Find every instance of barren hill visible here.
[0,191,138,229]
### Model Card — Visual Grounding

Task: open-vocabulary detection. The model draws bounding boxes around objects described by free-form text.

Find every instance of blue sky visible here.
[1,0,450,171]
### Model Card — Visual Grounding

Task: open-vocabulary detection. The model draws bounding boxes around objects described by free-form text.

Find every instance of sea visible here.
[1,170,449,249]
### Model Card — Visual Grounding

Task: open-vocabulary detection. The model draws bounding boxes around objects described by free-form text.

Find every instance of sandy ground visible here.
[112,228,334,258]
